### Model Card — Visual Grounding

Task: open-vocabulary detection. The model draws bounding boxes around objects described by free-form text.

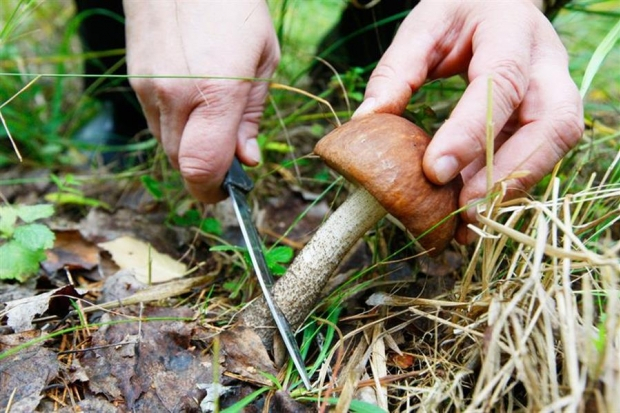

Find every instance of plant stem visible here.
[240,186,387,345]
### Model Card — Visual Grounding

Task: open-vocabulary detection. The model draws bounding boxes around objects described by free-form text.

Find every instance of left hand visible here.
[354,0,584,244]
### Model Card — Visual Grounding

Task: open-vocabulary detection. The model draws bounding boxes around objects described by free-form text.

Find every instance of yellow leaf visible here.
[98,236,187,284]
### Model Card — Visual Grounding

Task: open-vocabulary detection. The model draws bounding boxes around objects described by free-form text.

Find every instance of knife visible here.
[223,157,312,390]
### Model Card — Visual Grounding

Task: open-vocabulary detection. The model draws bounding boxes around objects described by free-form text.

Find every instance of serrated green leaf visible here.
[15,204,54,223]
[212,244,292,275]
[13,223,55,251]
[267,245,294,265]
[0,241,45,281]
[0,206,18,238]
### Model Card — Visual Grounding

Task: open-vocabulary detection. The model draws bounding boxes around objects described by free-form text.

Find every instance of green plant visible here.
[211,244,294,276]
[44,173,110,209]
[171,208,222,236]
[0,203,55,281]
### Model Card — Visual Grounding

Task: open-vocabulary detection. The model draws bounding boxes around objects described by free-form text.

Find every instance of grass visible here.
[1,0,619,411]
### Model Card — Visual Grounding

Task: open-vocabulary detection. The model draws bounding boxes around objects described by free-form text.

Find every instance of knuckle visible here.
[455,117,487,155]
[491,58,528,110]
[549,104,584,155]
[369,63,400,83]
[152,79,186,104]
[128,76,152,96]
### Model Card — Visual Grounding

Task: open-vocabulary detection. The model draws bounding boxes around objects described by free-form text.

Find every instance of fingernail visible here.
[353,97,376,117]
[433,156,459,184]
[245,139,261,165]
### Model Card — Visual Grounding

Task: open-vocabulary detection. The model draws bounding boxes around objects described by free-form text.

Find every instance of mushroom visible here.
[240,113,462,344]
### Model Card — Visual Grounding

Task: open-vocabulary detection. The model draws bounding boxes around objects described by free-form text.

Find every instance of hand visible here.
[123,1,280,203]
[353,0,584,244]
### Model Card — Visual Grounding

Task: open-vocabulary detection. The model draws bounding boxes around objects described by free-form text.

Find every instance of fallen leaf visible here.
[42,229,100,273]
[3,285,86,332]
[98,236,187,283]
[219,327,277,386]
[391,353,415,369]
[0,337,60,412]
[79,306,212,411]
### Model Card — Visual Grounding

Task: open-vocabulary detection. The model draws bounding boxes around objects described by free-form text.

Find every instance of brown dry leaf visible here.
[391,353,414,369]
[0,335,60,412]
[2,285,86,333]
[98,236,187,283]
[219,327,277,386]
[42,229,100,273]
[80,306,212,411]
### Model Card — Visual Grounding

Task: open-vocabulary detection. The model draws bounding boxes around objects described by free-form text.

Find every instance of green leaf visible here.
[200,217,222,236]
[15,204,54,223]
[269,263,287,276]
[264,141,293,153]
[140,175,164,200]
[172,210,222,235]
[267,245,294,264]
[0,241,46,281]
[172,209,201,227]
[212,244,292,275]
[13,223,55,251]
[0,206,18,238]
[44,192,110,210]
[266,246,294,275]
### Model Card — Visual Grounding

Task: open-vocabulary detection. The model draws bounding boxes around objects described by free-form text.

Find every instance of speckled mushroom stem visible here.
[239,186,387,345]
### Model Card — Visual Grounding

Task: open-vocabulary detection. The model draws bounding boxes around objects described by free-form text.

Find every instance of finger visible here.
[460,122,516,184]
[235,79,271,166]
[158,80,194,170]
[459,63,583,209]
[423,14,534,185]
[455,223,477,245]
[178,79,251,203]
[130,78,162,141]
[353,2,455,117]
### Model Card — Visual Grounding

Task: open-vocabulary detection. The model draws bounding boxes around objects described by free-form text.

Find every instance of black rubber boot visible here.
[73,0,147,166]
[310,0,419,90]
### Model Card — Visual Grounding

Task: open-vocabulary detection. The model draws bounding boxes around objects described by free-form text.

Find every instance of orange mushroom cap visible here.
[314,113,462,253]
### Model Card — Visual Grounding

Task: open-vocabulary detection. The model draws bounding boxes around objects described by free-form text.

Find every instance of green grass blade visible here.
[579,16,620,98]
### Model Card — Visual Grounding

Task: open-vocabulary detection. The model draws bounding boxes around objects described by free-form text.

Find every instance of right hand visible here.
[123,1,280,203]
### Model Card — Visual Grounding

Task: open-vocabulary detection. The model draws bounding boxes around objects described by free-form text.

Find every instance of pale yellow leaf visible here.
[98,236,187,283]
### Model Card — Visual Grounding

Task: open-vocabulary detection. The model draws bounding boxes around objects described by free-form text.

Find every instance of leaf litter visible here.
[0,171,335,411]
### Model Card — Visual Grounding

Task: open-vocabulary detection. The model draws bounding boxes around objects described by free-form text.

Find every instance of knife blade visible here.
[223,157,312,390]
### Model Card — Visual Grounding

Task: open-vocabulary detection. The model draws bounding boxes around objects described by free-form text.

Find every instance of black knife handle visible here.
[223,157,254,194]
